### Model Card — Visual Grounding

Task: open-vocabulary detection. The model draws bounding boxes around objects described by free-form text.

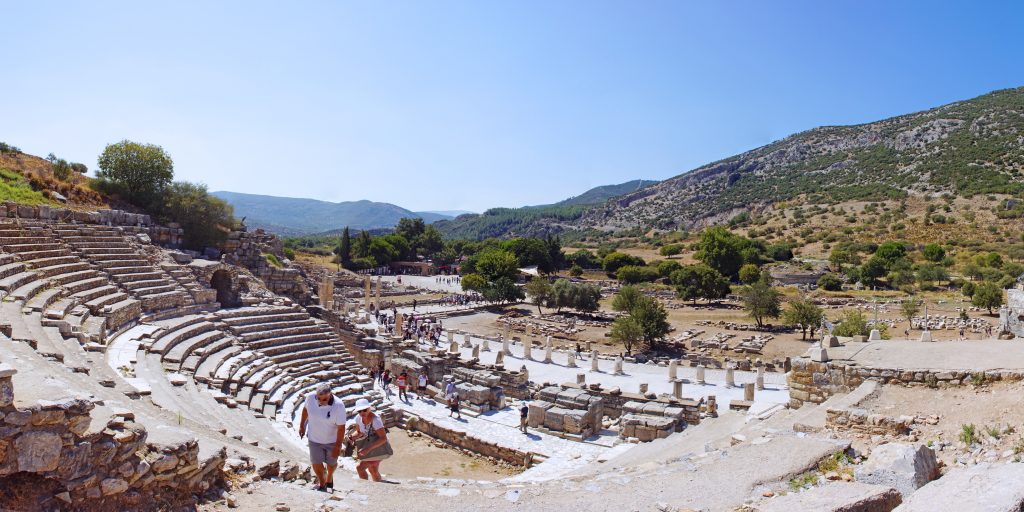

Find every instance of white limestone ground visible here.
[422,333,791,416]
[381,275,464,294]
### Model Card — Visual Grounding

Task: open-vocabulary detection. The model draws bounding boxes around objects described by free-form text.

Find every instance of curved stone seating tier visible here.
[164,330,226,365]
[148,316,216,355]
[194,345,242,384]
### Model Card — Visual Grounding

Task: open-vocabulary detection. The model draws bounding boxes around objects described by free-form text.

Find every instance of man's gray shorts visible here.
[308,441,338,466]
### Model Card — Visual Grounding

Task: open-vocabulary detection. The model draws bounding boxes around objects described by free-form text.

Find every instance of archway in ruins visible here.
[211,269,238,307]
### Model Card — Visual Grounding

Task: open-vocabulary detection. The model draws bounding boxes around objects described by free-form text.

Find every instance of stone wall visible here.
[1,203,184,247]
[825,408,913,436]
[0,364,225,510]
[788,357,1024,408]
[221,228,310,304]
[403,414,532,467]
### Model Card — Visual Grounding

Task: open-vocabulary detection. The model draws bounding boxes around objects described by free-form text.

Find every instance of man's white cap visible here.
[353,398,372,413]
[316,383,332,395]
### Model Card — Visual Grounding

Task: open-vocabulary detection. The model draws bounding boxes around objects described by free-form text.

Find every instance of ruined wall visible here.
[825,408,913,436]
[1,202,183,247]
[403,414,532,467]
[788,357,1024,408]
[0,365,225,510]
[221,228,310,304]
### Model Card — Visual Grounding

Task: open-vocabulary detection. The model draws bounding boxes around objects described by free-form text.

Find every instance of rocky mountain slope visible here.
[575,87,1024,232]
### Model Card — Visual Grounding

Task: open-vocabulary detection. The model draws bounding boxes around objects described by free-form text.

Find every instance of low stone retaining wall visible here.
[1,203,183,247]
[403,414,533,467]
[825,408,913,436]
[0,364,225,509]
[788,357,1024,408]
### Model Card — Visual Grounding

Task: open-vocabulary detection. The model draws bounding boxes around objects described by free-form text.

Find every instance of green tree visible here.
[616,265,659,284]
[741,281,782,328]
[817,273,843,291]
[367,238,398,266]
[603,252,645,275]
[670,264,731,304]
[609,316,644,355]
[354,230,372,259]
[921,243,945,262]
[859,257,887,287]
[961,281,976,297]
[656,260,683,278]
[631,296,670,349]
[159,181,235,250]
[461,273,487,292]
[828,248,851,270]
[335,227,352,268]
[96,140,174,207]
[395,217,426,253]
[915,263,949,290]
[611,285,644,314]
[874,241,907,267]
[659,244,683,257]
[569,264,584,277]
[567,249,601,269]
[782,298,824,340]
[418,225,444,257]
[832,310,870,337]
[525,277,553,314]
[972,282,1003,314]
[739,263,761,284]
[899,298,920,326]
[693,226,746,278]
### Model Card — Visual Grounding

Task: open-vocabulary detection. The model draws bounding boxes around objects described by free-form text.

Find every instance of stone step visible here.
[151,321,217,356]
[9,277,48,301]
[247,332,335,350]
[112,270,165,283]
[0,236,54,245]
[23,255,80,269]
[258,339,338,358]
[195,345,241,383]
[0,243,66,253]
[231,319,316,335]
[184,337,235,374]
[85,291,130,312]
[25,286,65,311]
[44,297,78,320]
[0,261,26,280]
[32,262,91,280]
[63,276,109,295]
[8,248,70,261]
[94,258,150,269]
[165,330,226,365]
[49,270,101,287]
[0,270,38,292]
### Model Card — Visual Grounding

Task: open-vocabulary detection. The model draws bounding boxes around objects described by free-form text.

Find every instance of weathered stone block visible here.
[15,431,62,472]
[855,443,938,498]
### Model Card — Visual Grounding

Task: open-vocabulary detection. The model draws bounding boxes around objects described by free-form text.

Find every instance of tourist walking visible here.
[444,379,456,400]
[397,371,409,402]
[449,392,461,419]
[417,373,428,398]
[298,383,347,492]
[519,402,529,433]
[381,370,393,399]
[350,399,392,482]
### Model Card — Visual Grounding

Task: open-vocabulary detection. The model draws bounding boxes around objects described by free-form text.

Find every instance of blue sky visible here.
[3,1,1024,212]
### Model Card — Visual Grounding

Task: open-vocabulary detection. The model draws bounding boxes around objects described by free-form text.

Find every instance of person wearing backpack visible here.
[350,398,392,482]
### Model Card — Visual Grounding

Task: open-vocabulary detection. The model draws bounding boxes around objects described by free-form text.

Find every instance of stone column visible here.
[502,336,511,355]
[375,276,382,311]
[543,337,553,364]
[503,322,511,342]
[396,312,403,333]
[481,338,491,352]
[756,366,765,390]
[471,344,480,359]
[638,383,648,394]
[696,365,705,385]
[364,277,371,310]
[567,351,577,368]
[707,395,717,417]
[576,373,585,385]
[614,356,624,375]
[449,341,459,354]
[673,380,683,399]
[725,367,736,388]
[586,341,592,352]
[668,359,678,382]
[462,333,473,349]
[524,338,533,360]
[744,383,755,402]
[495,351,505,367]
[591,351,600,372]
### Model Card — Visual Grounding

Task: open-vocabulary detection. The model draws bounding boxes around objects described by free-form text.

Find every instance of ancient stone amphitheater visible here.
[3,208,1024,512]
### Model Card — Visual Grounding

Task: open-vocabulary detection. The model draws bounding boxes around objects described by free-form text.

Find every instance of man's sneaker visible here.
[327,482,334,491]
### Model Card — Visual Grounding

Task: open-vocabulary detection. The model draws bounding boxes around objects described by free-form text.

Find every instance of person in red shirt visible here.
[397,371,409,402]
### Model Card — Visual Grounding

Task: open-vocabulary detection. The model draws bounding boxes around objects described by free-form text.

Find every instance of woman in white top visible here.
[351,398,388,481]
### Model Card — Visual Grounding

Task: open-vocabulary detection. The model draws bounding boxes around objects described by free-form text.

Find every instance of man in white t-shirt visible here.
[299,383,347,492]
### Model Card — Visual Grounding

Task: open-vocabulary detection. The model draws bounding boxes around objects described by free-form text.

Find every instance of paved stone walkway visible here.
[827,339,1024,371]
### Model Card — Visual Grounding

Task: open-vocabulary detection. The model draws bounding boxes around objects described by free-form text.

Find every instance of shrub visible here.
[283,247,296,260]
[264,253,283,268]
[960,423,977,445]
[616,265,660,284]
[817,273,843,291]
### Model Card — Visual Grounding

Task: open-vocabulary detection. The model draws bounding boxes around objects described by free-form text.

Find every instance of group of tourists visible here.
[369,362,429,403]
[434,275,461,286]
[299,383,392,490]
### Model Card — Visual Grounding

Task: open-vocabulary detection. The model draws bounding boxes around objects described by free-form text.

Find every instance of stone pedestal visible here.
[524,339,533,360]
[481,338,491,352]
[638,383,648,394]
[673,380,683,399]
[824,335,840,347]
[707,395,717,417]
[567,352,576,368]
[520,365,529,382]
[614,357,624,375]
[576,373,585,385]
[920,330,933,342]
[364,277,371,310]
[744,383,754,401]
[808,347,829,362]
[591,350,600,372]
[586,341,592,352]
[868,329,882,341]
[449,341,459,354]
[668,359,678,382]
[543,338,553,364]
[503,323,511,342]
[462,333,473,349]
[756,366,765,390]
[495,351,505,367]
[696,365,706,385]
[725,367,736,388]
[502,336,511,355]
[396,312,403,333]
[375,276,381,311]
[471,345,480,359]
